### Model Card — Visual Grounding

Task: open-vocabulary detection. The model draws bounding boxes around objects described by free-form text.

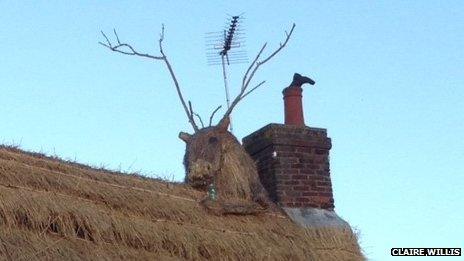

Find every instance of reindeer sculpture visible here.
[100,23,295,214]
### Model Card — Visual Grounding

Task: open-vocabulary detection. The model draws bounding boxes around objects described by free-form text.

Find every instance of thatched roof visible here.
[0,145,363,260]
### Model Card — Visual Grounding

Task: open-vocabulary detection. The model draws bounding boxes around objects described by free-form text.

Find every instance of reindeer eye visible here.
[208,137,218,144]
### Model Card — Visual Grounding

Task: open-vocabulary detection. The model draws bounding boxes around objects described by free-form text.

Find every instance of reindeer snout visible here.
[187,160,215,189]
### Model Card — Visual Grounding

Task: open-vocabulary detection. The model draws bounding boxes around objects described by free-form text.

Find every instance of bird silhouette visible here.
[289,73,315,87]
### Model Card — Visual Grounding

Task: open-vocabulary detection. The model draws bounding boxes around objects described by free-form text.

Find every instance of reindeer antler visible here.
[218,23,296,127]
[99,25,200,132]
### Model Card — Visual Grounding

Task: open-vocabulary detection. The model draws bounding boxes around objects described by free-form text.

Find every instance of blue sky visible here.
[1,1,463,260]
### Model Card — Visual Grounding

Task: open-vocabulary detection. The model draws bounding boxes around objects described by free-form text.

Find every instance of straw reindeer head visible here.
[179,118,232,189]
[100,23,295,213]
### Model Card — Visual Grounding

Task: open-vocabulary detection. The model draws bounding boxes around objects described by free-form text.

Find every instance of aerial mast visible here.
[206,15,247,132]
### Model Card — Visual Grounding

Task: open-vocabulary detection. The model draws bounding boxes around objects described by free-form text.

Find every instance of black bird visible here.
[289,73,315,87]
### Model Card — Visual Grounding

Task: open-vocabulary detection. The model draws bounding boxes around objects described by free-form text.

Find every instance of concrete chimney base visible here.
[283,207,350,229]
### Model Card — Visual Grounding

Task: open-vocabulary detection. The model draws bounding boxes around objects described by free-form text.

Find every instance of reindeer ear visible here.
[179,132,192,143]
[218,117,230,131]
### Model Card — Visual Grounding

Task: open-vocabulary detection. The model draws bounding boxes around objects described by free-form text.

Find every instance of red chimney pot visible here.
[283,86,305,126]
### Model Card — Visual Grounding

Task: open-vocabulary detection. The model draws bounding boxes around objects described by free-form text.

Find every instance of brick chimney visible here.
[243,124,334,209]
[243,73,347,228]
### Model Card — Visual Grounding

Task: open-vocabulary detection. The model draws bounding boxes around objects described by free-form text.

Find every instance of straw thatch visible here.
[0,145,363,260]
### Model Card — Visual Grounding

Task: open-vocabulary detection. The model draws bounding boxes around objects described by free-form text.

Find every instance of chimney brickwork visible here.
[243,124,335,210]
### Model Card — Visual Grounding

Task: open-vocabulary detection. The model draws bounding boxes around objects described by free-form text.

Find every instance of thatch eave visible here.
[0,145,363,260]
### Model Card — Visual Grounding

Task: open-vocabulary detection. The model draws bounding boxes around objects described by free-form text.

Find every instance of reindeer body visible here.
[180,120,271,214]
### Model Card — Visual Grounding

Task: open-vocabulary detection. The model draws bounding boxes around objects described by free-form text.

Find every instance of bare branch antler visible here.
[99,25,200,132]
[208,105,222,127]
[218,23,296,126]
[188,101,205,128]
